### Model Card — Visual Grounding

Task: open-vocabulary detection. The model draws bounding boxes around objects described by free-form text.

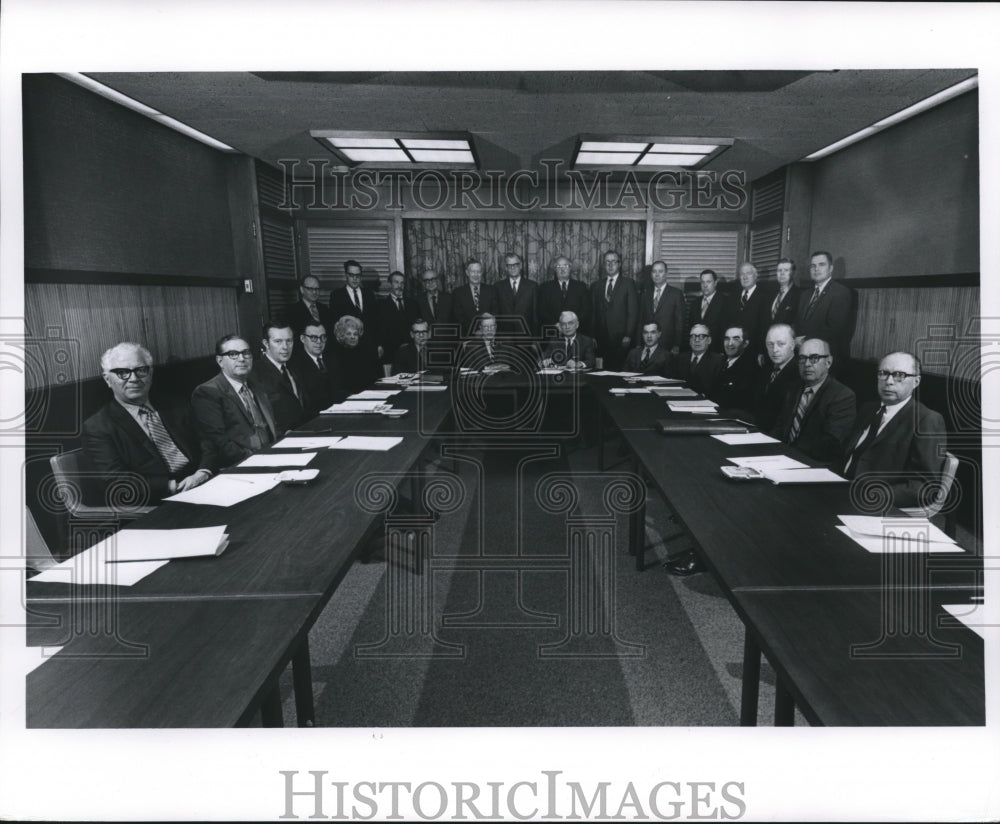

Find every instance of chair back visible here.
[25,507,59,572]
[900,451,959,520]
[48,449,154,520]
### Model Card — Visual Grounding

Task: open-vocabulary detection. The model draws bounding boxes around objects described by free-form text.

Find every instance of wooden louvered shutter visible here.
[256,161,300,321]
[657,226,741,286]
[304,222,394,295]
[748,171,785,277]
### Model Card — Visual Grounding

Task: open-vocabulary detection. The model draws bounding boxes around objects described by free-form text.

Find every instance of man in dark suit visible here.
[537,256,591,336]
[82,342,215,504]
[623,322,674,375]
[458,313,520,371]
[591,249,638,371]
[692,269,732,354]
[769,258,799,327]
[539,310,596,370]
[391,319,434,374]
[451,258,498,338]
[710,325,760,411]
[291,322,344,417]
[414,269,455,338]
[753,323,800,432]
[377,271,419,366]
[733,262,771,359]
[249,322,306,434]
[495,252,538,336]
[638,260,685,353]
[286,275,333,338]
[796,250,855,363]
[329,259,381,353]
[191,334,277,468]
[673,324,724,396]
[840,351,947,507]
[771,337,857,462]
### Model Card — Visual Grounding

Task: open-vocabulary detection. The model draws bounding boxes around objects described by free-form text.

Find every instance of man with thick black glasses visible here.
[82,341,215,503]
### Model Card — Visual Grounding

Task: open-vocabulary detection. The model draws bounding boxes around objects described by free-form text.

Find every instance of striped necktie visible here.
[788,387,814,442]
[138,407,188,472]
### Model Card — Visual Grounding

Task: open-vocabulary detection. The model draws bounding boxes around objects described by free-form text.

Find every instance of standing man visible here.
[250,322,306,434]
[674,324,724,396]
[329,259,380,336]
[710,325,760,412]
[82,342,214,503]
[693,269,732,353]
[291,322,343,417]
[840,351,946,506]
[770,258,799,326]
[192,334,277,468]
[287,275,333,337]
[539,310,596,370]
[796,250,855,363]
[624,322,674,375]
[753,323,800,432]
[591,249,638,371]
[734,262,770,359]
[772,338,856,462]
[495,253,538,336]
[377,270,419,366]
[538,256,591,335]
[638,260,685,354]
[452,258,497,338]
[415,269,454,337]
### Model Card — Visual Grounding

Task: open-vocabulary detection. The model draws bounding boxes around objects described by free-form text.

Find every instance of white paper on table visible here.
[31,545,169,586]
[165,473,283,506]
[238,452,317,468]
[15,645,65,676]
[763,468,850,484]
[273,436,344,449]
[329,436,403,451]
[941,604,990,639]
[321,400,388,412]
[667,402,718,414]
[609,387,651,395]
[404,384,447,392]
[590,370,641,377]
[349,390,401,400]
[835,525,963,554]
[276,469,320,483]
[651,386,699,397]
[100,525,229,562]
[537,368,564,375]
[838,515,956,545]
[713,432,781,445]
[730,454,808,471]
[630,375,683,384]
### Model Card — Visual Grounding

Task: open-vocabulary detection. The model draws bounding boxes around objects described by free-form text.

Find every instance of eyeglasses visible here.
[689,333,709,340]
[412,328,430,335]
[303,334,327,343]
[220,349,253,360]
[301,284,320,292]
[422,277,438,283]
[505,262,522,268]
[107,366,150,381]
[877,370,917,382]
[797,354,830,365]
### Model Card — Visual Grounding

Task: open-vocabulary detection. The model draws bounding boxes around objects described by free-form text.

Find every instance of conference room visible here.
[15,64,987,737]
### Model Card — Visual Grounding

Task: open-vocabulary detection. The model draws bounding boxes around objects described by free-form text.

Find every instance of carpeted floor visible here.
[272,439,799,727]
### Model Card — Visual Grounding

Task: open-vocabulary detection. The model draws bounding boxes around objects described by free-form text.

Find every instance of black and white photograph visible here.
[1,2,997,821]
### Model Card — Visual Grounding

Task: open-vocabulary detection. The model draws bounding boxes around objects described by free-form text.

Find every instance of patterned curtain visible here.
[404,219,646,292]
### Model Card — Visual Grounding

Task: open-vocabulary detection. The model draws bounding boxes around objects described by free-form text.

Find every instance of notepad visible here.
[238,452,317,468]
[630,375,683,384]
[329,436,403,451]
[713,432,780,445]
[590,371,641,377]
[31,548,168,586]
[405,384,448,392]
[729,455,809,472]
[609,387,651,395]
[667,401,718,414]
[651,386,699,397]
[321,400,390,413]
[165,473,283,506]
[838,515,956,546]
[274,436,344,449]
[348,389,402,400]
[102,525,231,562]
[537,368,565,375]
[763,468,849,484]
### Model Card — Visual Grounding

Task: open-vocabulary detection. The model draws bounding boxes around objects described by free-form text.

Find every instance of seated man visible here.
[673,324,723,395]
[250,321,306,434]
[459,313,520,370]
[191,334,277,468]
[840,351,947,506]
[392,319,433,374]
[82,342,214,504]
[623,321,673,375]
[752,323,800,431]
[771,337,856,462]
[539,310,595,370]
[291,322,344,416]
[710,325,759,412]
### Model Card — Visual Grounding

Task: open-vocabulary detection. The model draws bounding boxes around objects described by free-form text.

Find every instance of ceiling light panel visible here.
[638,154,705,166]
[577,151,642,164]
[579,141,649,152]
[339,148,410,161]
[409,149,476,163]
[327,137,399,148]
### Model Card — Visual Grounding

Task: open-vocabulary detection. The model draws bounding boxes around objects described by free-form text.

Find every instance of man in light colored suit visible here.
[638,260,685,353]
[591,249,638,371]
[191,334,277,468]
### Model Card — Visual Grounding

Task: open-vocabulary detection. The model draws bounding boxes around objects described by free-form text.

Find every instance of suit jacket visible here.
[286,299,334,338]
[733,285,772,357]
[451,282,498,337]
[377,295,419,364]
[540,334,597,369]
[328,285,380,333]
[751,358,800,432]
[494,277,538,336]
[191,373,277,469]
[841,398,947,507]
[692,291,734,353]
[250,355,306,434]
[673,351,724,397]
[81,398,214,504]
[623,343,674,376]
[415,290,455,333]
[710,351,760,411]
[638,284,686,351]
[796,279,854,361]
[290,348,343,417]
[458,338,521,370]
[771,376,857,463]
[391,343,433,375]
[768,285,800,328]
[537,279,592,335]
[591,276,639,345]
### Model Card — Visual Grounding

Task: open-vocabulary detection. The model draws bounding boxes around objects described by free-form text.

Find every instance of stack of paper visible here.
[537,368,565,375]
[836,515,963,553]
[378,372,422,385]
[404,384,448,392]
[609,387,652,395]
[329,436,403,451]
[712,432,780,445]
[166,473,284,506]
[274,436,344,449]
[348,389,401,400]
[667,399,718,414]
[627,375,684,384]
[321,400,391,413]
[651,386,699,398]
[238,452,317,468]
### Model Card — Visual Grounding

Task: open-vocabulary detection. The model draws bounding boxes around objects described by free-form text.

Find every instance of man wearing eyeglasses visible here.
[452,259,498,338]
[292,323,343,416]
[771,337,856,462]
[392,319,435,375]
[415,269,454,335]
[287,275,332,337]
[674,324,723,396]
[329,259,380,340]
[191,334,277,468]
[495,253,538,336]
[840,351,946,505]
[82,342,215,503]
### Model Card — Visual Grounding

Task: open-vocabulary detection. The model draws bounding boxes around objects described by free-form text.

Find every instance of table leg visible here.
[739,628,760,726]
[774,680,795,726]
[260,685,284,727]
[292,638,315,727]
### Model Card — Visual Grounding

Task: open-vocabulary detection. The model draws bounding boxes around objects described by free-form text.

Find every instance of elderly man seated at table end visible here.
[539,310,595,370]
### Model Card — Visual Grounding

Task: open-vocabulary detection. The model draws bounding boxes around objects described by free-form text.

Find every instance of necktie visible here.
[316,355,326,373]
[486,341,495,362]
[429,294,436,319]
[691,354,701,368]
[701,296,709,317]
[511,278,518,296]
[605,278,613,302]
[138,407,188,472]
[353,287,363,312]
[741,290,749,308]
[653,287,662,311]
[565,337,570,356]
[239,384,266,427]
[561,281,567,297]
[788,387,814,442]
[472,286,479,310]
[844,405,887,477]
[771,291,782,319]
[641,347,651,368]
[394,297,402,312]
[769,366,781,384]
[280,364,299,400]
[806,287,820,316]
[308,302,320,322]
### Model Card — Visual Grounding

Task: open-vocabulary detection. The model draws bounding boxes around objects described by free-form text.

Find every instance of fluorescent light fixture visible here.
[58,73,237,152]
[804,76,978,161]
[573,136,732,169]
[313,131,478,167]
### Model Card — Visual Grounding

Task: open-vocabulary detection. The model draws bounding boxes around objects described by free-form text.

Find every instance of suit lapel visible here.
[218,373,254,425]
[108,401,162,462]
